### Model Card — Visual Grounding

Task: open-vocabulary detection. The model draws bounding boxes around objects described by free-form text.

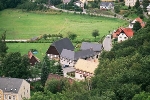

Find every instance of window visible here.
[13,96,15,100]
[27,90,28,93]
[124,37,127,39]
[5,95,7,99]
[80,75,82,78]
[9,96,11,99]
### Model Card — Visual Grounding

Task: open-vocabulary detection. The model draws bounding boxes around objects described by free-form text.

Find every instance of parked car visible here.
[63,65,69,68]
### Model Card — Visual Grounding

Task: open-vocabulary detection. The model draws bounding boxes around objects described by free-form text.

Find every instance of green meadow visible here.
[7,43,50,60]
[0,9,127,40]
[2,9,128,60]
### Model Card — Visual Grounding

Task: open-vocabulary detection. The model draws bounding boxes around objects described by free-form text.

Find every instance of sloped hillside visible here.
[92,20,150,100]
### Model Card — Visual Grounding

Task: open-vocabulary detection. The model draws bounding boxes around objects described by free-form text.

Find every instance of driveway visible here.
[102,35,112,51]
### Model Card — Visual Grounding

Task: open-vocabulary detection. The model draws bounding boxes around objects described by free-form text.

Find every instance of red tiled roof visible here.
[112,27,134,38]
[135,17,145,28]
[122,28,134,37]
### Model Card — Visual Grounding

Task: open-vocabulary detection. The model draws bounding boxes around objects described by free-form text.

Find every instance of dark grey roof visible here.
[0,77,23,93]
[80,42,103,52]
[61,49,96,61]
[50,38,74,54]
[74,49,96,60]
[100,2,114,7]
[61,49,75,60]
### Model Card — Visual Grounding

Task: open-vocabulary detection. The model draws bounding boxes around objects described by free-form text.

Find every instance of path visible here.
[50,6,131,21]
[143,11,149,19]
[102,35,112,51]
[5,39,28,42]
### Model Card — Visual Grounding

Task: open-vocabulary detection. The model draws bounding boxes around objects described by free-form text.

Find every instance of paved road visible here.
[102,35,112,51]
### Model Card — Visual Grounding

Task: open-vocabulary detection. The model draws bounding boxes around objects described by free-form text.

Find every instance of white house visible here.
[75,59,99,80]
[0,77,30,100]
[128,17,145,28]
[147,3,150,15]
[74,1,84,8]
[125,0,137,7]
[100,2,114,10]
[60,49,96,67]
[112,27,134,42]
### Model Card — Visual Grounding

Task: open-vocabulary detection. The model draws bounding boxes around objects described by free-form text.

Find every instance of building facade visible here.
[0,78,30,100]
[125,0,137,7]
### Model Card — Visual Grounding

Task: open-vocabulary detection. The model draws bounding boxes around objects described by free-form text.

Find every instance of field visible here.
[7,43,50,60]
[2,9,128,60]
[0,9,128,40]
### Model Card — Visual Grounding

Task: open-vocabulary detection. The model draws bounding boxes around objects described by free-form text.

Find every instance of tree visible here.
[92,29,99,39]
[142,0,149,12]
[43,34,47,40]
[67,32,77,40]
[134,0,140,9]
[44,79,66,94]
[133,21,142,32]
[0,32,8,57]
[0,52,31,79]
[41,56,50,86]
[114,5,120,13]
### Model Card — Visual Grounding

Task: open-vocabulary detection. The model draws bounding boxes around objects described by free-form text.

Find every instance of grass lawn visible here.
[7,43,51,60]
[0,9,128,40]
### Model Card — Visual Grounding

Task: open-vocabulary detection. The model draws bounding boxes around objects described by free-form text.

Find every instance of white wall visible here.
[125,0,137,7]
[18,80,30,100]
[118,33,128,42]
[60,57,75,67]
[75,72,85,80]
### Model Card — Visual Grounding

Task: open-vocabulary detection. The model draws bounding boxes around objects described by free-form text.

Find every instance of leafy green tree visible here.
[0,52,31,79]
[41,56,50,86]
[142,0,150,11]
[133,21,142,32]
[134,0,140,9]
[92,29,100,39]
[136,7,143,15]
[0,32,8,57]
[132,92,150,100]
[114,6,120,13]
[45,79,67,94]
[67,32,77,40]
[43,34,47,40]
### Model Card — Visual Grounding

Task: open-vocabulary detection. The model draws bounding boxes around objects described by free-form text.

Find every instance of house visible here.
[75,59,99,80]
[0,77,30,100]
[147,3,150,15]
[80,42,103,58]
[125,0,137,7]
[80,0,94,3]
[74,1,84,8]
[63,0,71,4]
[128,17,145,28]
[28,51,40,66]
[60,49,96,67]
[100,2,114,10]
[46,38,74,60]
[46,73,74,84]
[112,27,134,42]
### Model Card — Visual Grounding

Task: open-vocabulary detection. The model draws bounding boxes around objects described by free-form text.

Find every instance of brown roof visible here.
[75,59,99,74]
[28,51,40,65]
[47,73,74,84]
